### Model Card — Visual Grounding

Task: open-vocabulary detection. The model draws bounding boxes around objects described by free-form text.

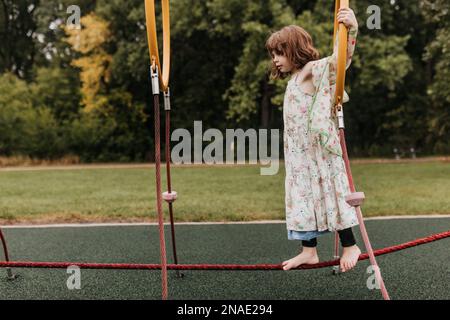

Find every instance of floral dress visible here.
[283,27,359,241]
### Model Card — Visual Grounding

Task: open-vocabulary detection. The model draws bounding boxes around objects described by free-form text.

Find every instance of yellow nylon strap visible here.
[333,0,349,107]
[145,0,171,92]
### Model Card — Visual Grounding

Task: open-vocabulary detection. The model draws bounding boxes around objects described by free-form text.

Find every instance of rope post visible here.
[150,64,169,300]
[332,231,340,275]
[336,96,390,299]
[0,228,17,280]
[163,89,183,279]
[333,105,342,275]
[339,129,390,300]
[332,0,390,300]
[145,0,173,298]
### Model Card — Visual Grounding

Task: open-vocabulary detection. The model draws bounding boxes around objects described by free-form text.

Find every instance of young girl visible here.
[266,8,361,272]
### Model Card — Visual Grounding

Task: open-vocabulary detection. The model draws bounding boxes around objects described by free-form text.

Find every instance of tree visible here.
[0,73,64,158]
[30,67,81,120]
[65,12,112,112]
[0,0,38,79]
[33,0,95,68]
[421,0,450,154]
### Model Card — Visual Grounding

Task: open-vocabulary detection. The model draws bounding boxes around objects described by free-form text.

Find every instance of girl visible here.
[266,8,361,272]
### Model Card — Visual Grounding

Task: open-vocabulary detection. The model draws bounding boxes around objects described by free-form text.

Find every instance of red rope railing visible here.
[1,229,448,271]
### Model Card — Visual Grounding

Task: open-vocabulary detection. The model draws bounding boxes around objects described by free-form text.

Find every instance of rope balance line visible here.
[1,230,449,271]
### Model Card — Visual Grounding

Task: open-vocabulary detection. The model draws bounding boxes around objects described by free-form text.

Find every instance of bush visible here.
[0,73,67,158]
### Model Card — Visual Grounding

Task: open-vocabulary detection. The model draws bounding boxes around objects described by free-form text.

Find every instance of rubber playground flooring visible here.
[0,217,449,300]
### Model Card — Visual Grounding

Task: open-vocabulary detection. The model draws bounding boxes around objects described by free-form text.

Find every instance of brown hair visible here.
[265,25,320,80]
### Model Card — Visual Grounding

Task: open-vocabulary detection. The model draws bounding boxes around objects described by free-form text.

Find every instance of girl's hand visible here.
[337,7,358,30]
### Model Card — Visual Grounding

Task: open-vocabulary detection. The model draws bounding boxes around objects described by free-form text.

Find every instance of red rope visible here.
[1,229,448,271]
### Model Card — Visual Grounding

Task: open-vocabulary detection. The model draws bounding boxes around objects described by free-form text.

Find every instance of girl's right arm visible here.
[331,26,358,71]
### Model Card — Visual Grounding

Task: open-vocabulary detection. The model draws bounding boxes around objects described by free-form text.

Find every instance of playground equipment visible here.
[1,0,450,301]
[331,0,388,299]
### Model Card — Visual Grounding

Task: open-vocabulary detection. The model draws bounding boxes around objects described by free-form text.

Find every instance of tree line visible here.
[0,0,449,162]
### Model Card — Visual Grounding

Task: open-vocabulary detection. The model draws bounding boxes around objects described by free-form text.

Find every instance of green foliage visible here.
[67,89,149,162]
[356,35,412,91]
[0,0,449,161]
[421,0,450,154]
[0,0,38,79]
[0,71,148,162]
[0,73,65,157]
[30,67,81,120]
[64,13,113,112]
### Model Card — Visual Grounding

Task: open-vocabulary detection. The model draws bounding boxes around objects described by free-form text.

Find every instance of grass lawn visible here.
[0,161,449,224]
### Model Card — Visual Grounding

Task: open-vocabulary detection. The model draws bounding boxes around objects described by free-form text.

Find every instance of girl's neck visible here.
[290,68,302,81]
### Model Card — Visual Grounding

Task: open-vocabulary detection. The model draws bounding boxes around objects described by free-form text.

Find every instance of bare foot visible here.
[282,248,319,271]
[340,245,361,272]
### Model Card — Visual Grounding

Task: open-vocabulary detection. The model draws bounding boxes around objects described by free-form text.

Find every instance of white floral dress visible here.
[283,27,359,241]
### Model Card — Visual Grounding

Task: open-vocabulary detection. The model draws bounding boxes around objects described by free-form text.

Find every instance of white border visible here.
[2,215,450,229]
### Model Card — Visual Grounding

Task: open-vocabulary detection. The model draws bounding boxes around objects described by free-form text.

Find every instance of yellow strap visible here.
[145,0,171,92]
[333,0,349,107]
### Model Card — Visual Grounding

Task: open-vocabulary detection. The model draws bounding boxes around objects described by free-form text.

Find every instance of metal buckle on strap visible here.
[150,64,160,95]
[145,0,171,92]
[336,104,344,129]
[164,88,171,111]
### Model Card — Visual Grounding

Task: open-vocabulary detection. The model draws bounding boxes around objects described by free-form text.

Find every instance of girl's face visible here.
[272,51,295,74]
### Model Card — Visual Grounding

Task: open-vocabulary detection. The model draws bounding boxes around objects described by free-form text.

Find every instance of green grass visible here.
[0,162,450,223]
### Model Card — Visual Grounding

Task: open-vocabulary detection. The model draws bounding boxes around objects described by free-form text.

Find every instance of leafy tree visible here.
[65,12,112,112]
[421,0,450,154]
[0,0,448,160]
[0,0,38,79]
[0,73,65,158]
[30,67,81,120]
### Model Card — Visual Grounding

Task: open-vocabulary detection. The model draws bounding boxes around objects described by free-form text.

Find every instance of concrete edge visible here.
[2,214,450,229]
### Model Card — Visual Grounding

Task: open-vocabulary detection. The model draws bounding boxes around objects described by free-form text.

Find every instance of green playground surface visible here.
[0,217,449,300]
